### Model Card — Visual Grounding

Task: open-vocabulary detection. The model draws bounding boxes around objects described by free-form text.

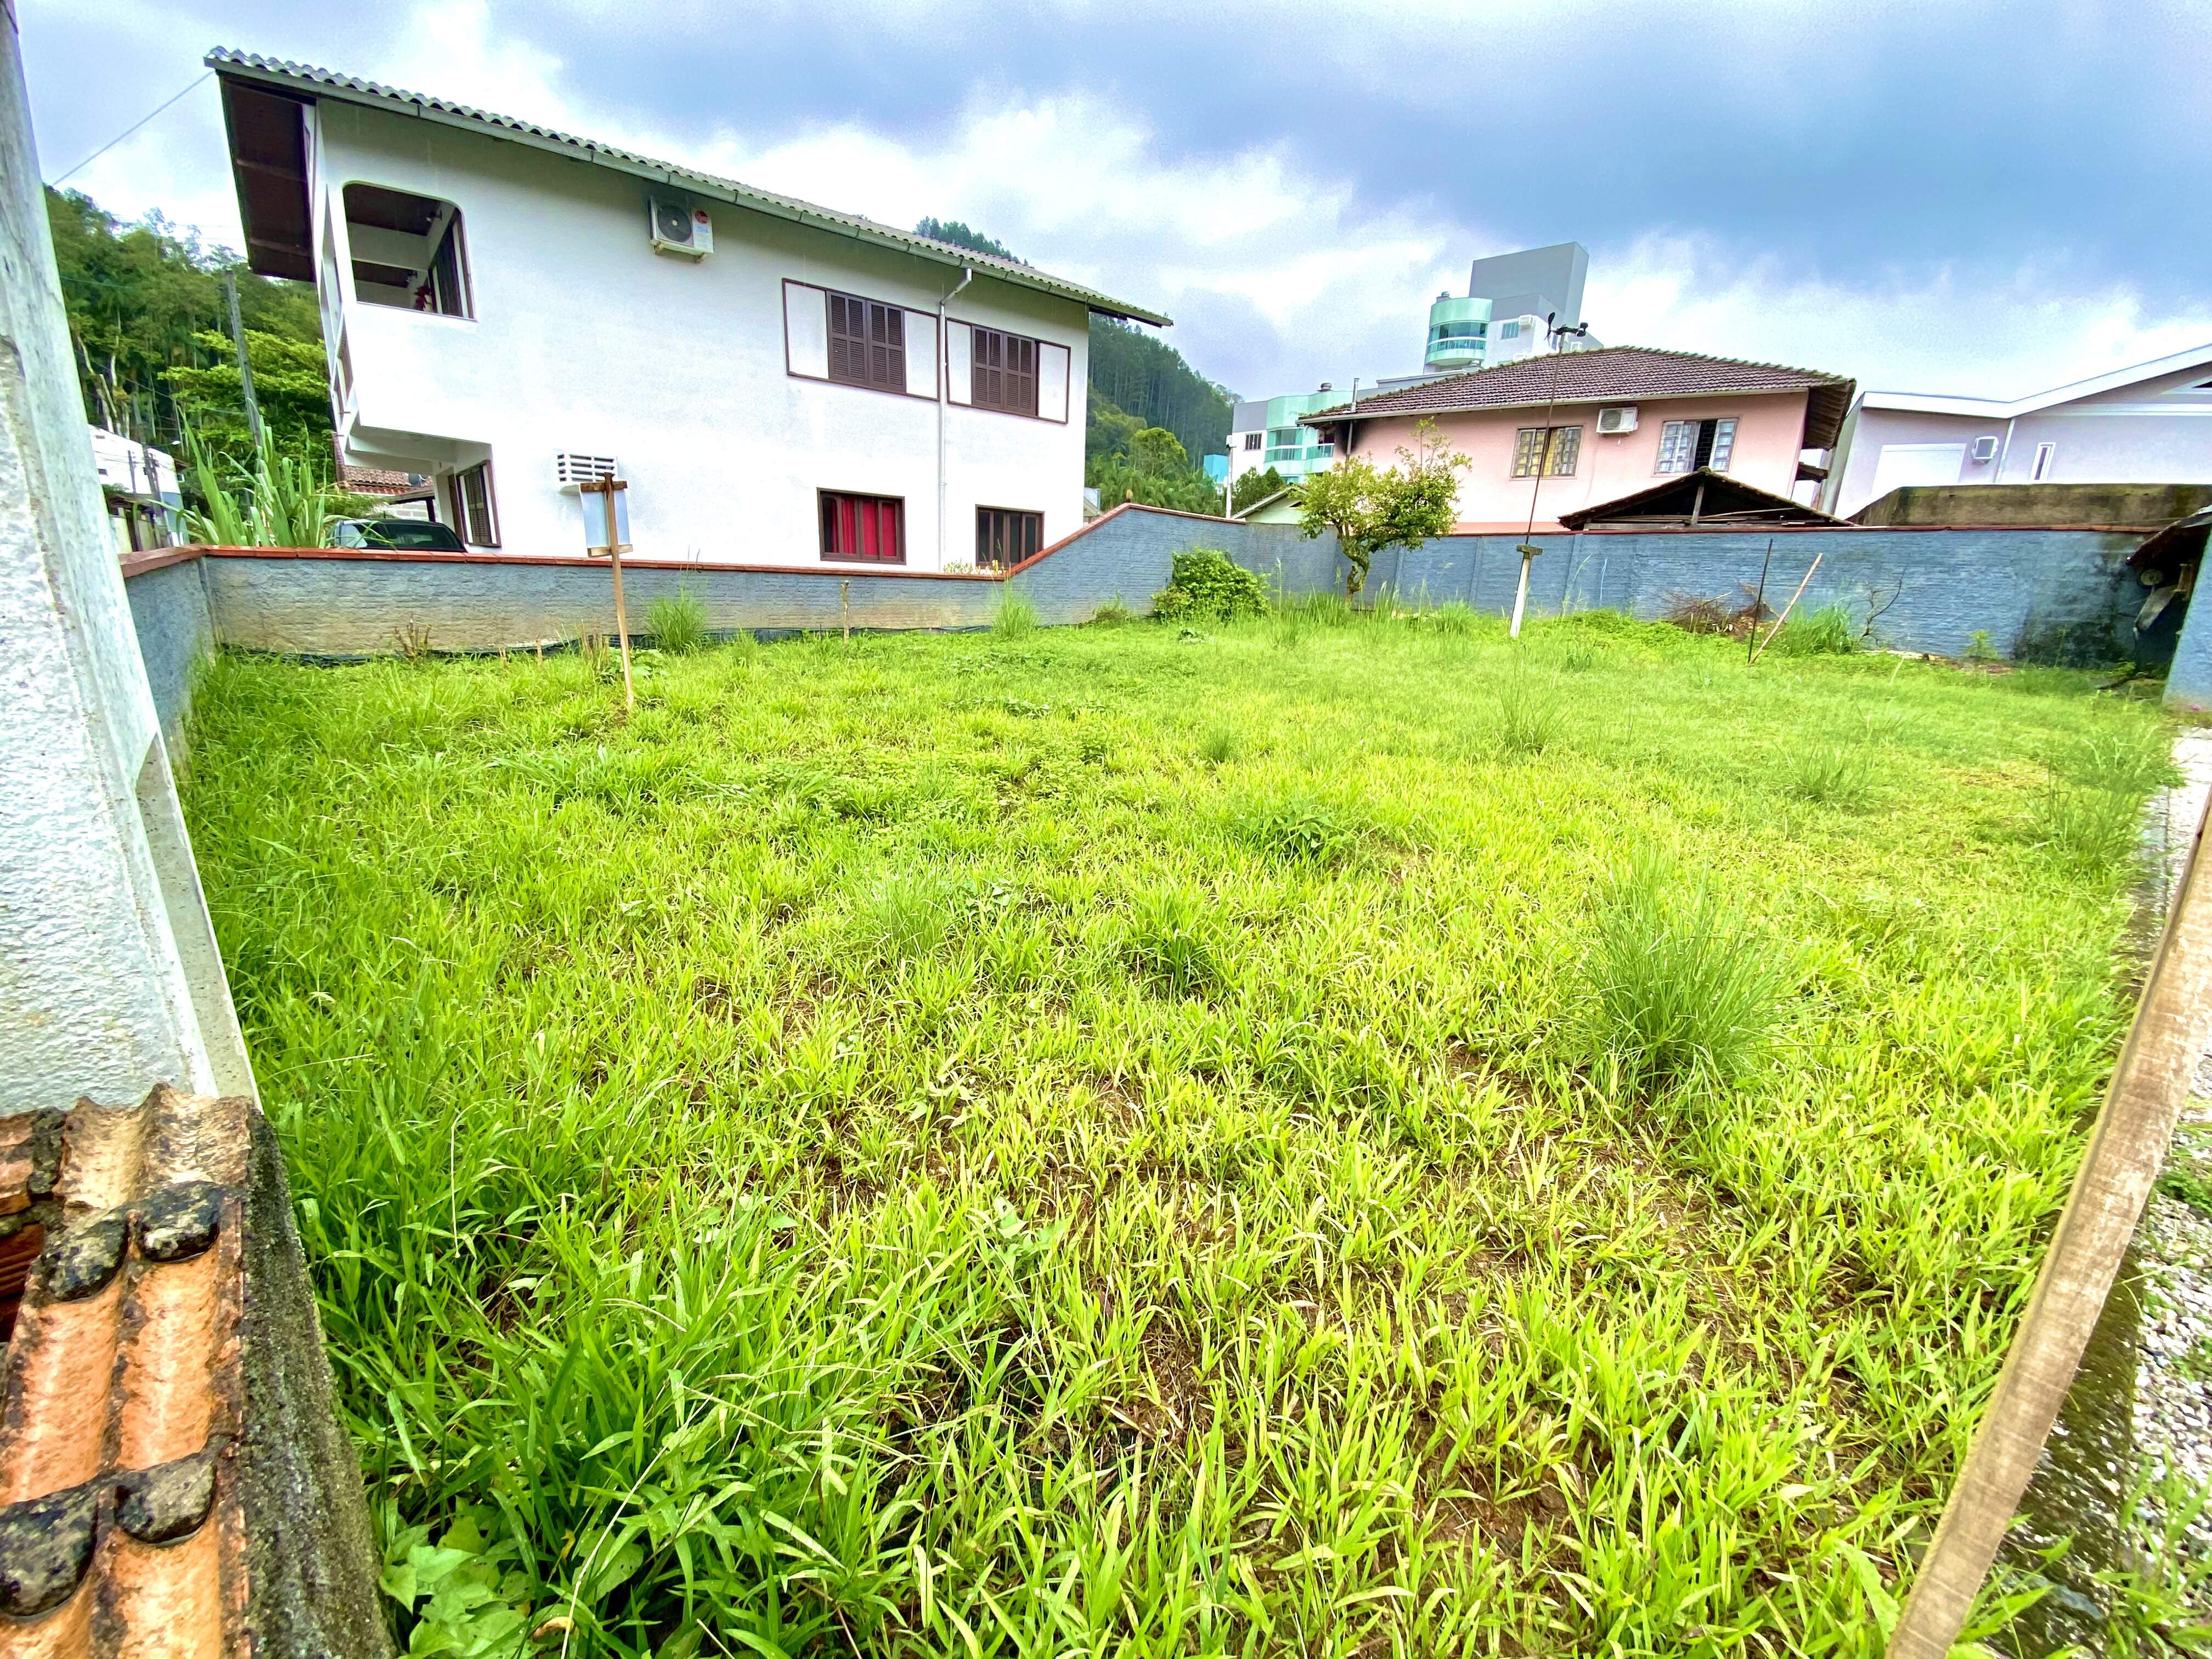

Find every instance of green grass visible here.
[185,610,2171,1656]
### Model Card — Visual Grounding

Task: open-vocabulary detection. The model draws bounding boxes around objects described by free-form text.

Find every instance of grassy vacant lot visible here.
[188,606,2172,1657]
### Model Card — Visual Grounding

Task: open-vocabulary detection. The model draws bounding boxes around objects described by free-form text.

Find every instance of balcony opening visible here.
[343,183,473,317]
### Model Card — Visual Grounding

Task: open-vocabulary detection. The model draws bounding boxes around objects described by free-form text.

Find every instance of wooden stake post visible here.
[580,477,635,713]
[1889,785,2212,1656]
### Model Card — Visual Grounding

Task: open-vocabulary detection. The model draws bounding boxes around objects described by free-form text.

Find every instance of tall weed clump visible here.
[1785,744,1873,806]
[1585,848,1789,1093]
[1770,603,1859,657]
[1495,661,1562,757]
[646,588,708,653]
[2034,727,2175,874]
[994,590,1039,636]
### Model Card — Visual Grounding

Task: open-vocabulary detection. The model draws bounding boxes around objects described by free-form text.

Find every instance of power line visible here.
[48,71,213,188]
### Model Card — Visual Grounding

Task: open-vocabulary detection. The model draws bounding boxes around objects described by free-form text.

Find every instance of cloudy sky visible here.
[25,0,2211,407]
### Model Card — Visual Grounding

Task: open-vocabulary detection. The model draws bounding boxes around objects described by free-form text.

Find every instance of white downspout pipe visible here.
[936,265,972,568]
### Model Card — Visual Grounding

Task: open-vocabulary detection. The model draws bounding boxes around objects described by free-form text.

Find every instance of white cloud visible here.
[1586,235,2212,400]
[30,0,2210,417]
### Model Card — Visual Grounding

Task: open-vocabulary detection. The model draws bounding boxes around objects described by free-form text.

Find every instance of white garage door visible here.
[1871,442,1966,496]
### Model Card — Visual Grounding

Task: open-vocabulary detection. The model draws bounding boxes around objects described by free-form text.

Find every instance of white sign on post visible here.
[580,484,630,552]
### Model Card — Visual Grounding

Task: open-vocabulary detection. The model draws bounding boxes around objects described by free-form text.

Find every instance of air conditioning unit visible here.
[1971,435,2000,461]
[1596,405,1639,435]
[647,198,712,258]
[555,452,619,489]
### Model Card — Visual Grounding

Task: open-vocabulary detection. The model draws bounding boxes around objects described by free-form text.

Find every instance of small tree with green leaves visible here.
[1296,419,1466,598]
[1232,466,1289,515]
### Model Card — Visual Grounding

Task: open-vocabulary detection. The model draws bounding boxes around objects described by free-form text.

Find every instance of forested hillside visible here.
[1085,316,1232,467]
[49,188,319,458]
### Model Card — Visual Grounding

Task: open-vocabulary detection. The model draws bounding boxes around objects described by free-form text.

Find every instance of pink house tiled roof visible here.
[1304,346,1857,451]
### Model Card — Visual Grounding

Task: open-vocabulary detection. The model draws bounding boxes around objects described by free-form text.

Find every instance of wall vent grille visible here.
[555,453,619,485]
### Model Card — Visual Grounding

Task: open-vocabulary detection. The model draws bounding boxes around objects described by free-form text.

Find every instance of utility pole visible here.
[1510,313,1590,639]
[223,271,263,449]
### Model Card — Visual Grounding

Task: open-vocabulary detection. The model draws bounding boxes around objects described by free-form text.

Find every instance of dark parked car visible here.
[331,518,466,552]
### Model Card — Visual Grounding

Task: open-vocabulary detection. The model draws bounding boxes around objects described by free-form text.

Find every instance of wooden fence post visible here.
[1889,787,2212,1655]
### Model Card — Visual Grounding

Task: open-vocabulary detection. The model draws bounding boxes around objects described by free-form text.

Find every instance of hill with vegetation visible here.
[916,217,1234,510]
[49,188,323,467]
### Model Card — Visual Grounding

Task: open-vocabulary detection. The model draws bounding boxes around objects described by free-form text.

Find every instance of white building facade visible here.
[209,51,1166,569]
[1826,343,2212,518]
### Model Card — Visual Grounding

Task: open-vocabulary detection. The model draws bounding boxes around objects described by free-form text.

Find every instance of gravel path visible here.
[2122,729,2212,1571]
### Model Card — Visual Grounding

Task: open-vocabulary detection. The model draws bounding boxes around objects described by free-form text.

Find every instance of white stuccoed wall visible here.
[0,12,252,1110]
[314,99,1091,567]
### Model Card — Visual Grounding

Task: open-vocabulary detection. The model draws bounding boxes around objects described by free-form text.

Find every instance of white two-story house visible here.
[208,49,1168,569]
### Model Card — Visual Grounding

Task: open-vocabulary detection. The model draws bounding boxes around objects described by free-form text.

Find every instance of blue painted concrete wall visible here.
[199,554,1008,655]
[2168,597,2212,712]
[142,509,1341,658]
[119,511,2148,738]
[1320,527,2139,662]
[122,556,213,749]
[1009,512,1337,622]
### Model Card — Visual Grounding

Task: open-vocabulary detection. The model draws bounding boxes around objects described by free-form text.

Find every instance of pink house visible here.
[1302,347,1855,532]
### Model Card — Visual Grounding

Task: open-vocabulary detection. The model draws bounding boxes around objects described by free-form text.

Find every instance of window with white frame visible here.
[1655,416,1737,474]
[1242,432,1262,450]
[1499,320,1521,340]
[2032,442,2057,481]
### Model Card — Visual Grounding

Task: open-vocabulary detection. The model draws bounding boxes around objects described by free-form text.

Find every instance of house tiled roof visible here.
[206,48,1171,328]
[336,464,427,499]
[1302,346,1857,450]
[0,1086,251,1654]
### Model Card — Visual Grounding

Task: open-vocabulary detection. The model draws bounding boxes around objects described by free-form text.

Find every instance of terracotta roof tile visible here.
[0,1086,250,1657]
[1303,346,1858,451]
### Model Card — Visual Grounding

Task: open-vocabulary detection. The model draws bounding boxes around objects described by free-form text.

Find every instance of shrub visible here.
[1663,591,1742,637]
[1664,589,1768,640]
[1152,549,1268,623]
[1585,848,1788,1092]
[1090,596,1134,627]
[994,591,1038,636]
[646,588,708,654]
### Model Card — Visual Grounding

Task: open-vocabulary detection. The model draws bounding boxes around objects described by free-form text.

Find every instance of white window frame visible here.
[2032,441,2057,481]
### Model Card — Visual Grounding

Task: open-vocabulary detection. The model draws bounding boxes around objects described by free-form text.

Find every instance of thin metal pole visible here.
[1889,782,2212,1655]
[936,266,972,569]
[1748,537,1774,665]
[1510,315,1588,641]
[223,271,263,449]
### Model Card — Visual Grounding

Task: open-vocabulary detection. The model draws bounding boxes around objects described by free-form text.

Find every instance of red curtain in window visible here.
[822,493,904,562]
